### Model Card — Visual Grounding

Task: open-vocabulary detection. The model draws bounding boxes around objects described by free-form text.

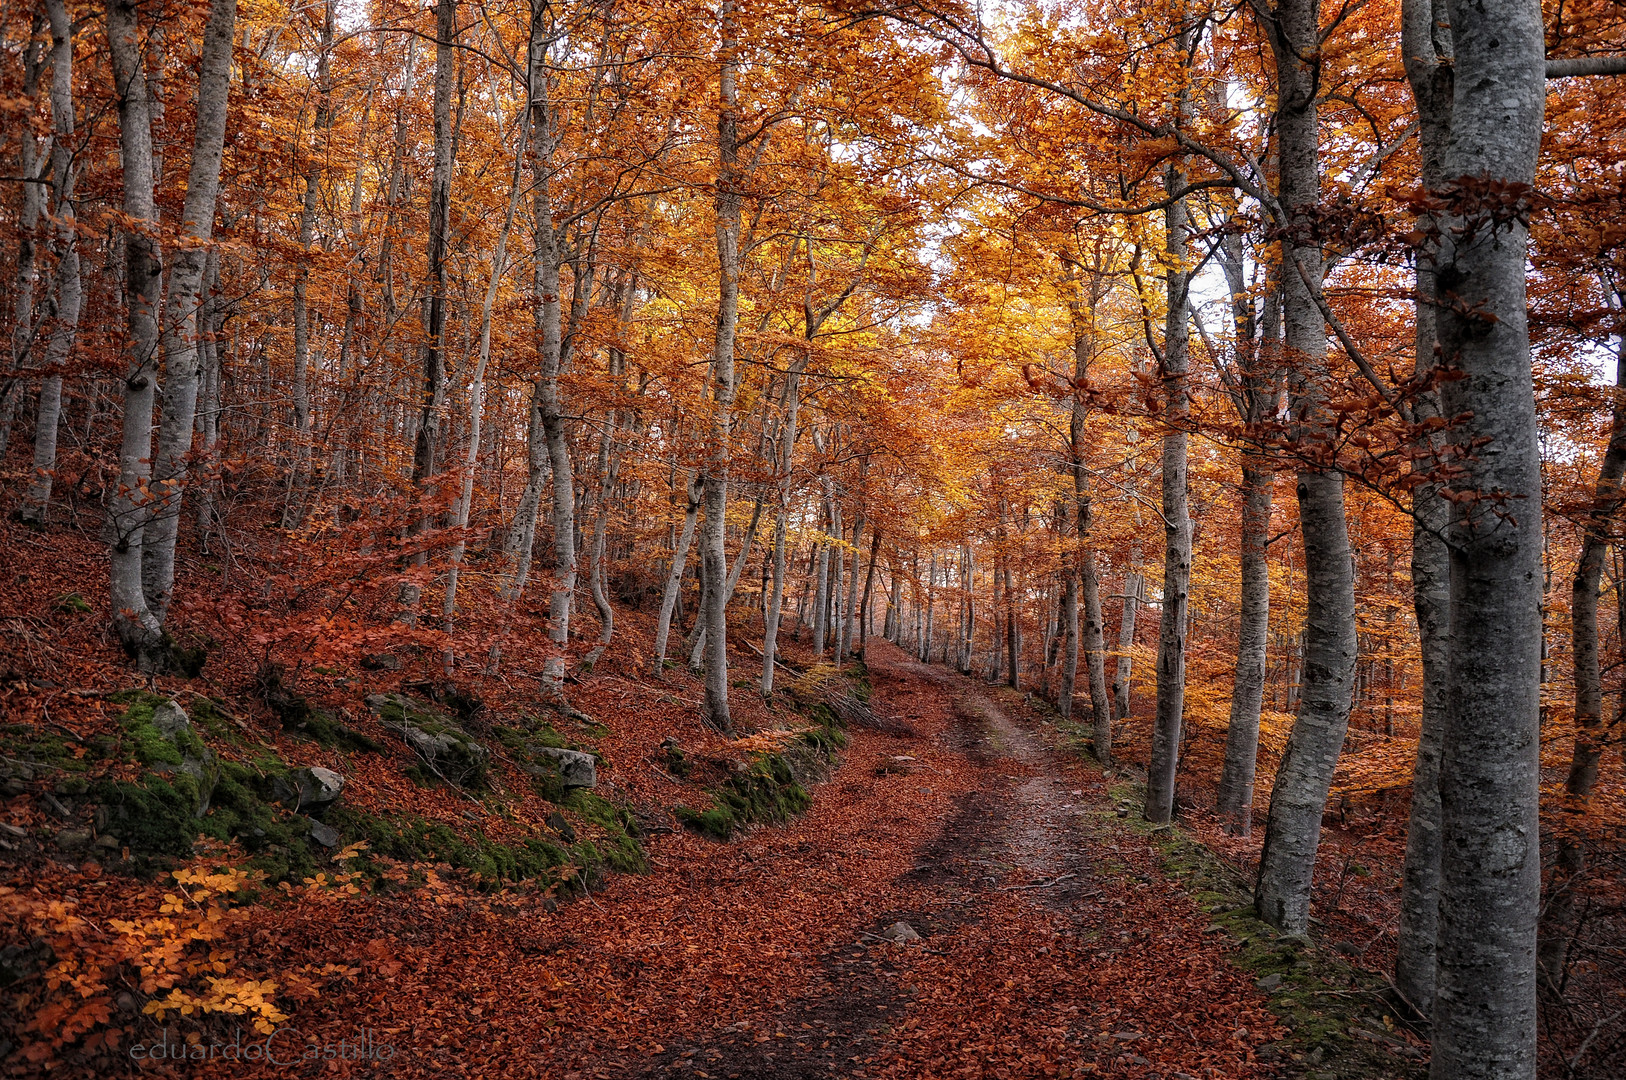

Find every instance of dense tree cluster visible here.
[4,0,1626,1074]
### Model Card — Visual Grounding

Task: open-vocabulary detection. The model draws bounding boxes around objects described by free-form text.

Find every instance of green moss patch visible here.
[675,752,813,841]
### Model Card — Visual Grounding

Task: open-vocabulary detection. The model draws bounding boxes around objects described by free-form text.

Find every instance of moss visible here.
[676,752,811,841]
[330,808,607,891]
[53,592,92,614]
[299,711,385,753]
[561,789,646,873]
[371,694,489,788]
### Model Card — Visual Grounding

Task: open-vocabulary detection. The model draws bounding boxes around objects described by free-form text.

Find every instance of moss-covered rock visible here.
[368,693,489,788]
[675,752,814,840]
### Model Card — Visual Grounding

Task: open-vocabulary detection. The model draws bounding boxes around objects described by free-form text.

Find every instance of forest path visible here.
[589,643,1281,1080]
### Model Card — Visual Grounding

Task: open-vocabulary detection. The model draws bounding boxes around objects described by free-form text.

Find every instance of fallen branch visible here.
[1000,872,1077,892]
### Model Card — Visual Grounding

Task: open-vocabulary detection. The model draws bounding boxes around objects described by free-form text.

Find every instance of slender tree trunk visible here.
[699,0,743,734]
[762,362,805,692]
[283,0,336,529]
[138,0,235,625]
[444,113,528,651]
[653,471,703,673]
[21,0,79,526]
[1253,0,1361,933]
[400,0,458,617]
[1395,0,1455,1018]
[841,509,864,659]
[1215,261,1283,834]
[1145,158,1194,825]
[528,15,578,696]
[688,497,763,670]
[1539,304,1626,992]
[106,0,166,663]
[858,522,881,655]
[1113,546,1141,720]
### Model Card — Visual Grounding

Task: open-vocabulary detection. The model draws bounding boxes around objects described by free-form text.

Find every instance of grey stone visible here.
[289,766,345,811]
[533,747,597,789]
[55,829,91,851]
[368,694,489,788]
[94,833,121,850]
[1255,972,1283,991]
[880,921,921,942]
[146,699,218,817]
[306,820,341,848]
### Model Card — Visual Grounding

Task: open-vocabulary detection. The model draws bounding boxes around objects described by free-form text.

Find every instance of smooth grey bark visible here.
[138,0,236,625]
[1545,56,1626,78]
[400,0,457,617]
[1063,265,1114,760]
[840,508,864,659]
[445,109,528,640]
[761,363,806,692]
[8,21,45,402]
[1253,0,1360,934]
[687,497,763,670]
[1539,305,1626,992]
[21,0,80,526]
[1145,168,1193,825]
[1216,276,1283,834]
[699,0,743,734]
[1428,1,1546,1074]
[528,14,579,695]
[282,0,336,529]
[652,471,703,673]
[858,522,881,654]
[106,0,167,662]
[1395,0,1455,1018]
[1113,543,1141,721]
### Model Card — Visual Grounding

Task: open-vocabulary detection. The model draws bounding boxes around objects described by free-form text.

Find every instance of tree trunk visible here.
[1113,546,1141,720]
[1539,301,1626,993]
[761,362,806,693]
[138,0,235,625]
[1254,0,1360,934]
[858,522,882,655]
[528,16,579,696]
[700,0,743,734]
[20,0,79,526]
[1145,159,1193,825]
[1395,0,1455,1019]
[282,0,336,529]
[445,108,528,648]
[653,471,703,673]
[1430,0,1546,1065]
[400,0,458,617]
[1215,256,1282,835]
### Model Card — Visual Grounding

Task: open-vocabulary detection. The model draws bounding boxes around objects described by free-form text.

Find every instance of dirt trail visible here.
[599,644,1281,1080]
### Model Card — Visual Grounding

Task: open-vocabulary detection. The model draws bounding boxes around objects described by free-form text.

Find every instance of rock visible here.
[306,820,341,848]
[0,822,25,839]
[144,698,219,817]
[1113,1031,1143,1041]
[94,833,121,851]
[55,829,91,851]
[368,694,490,788]
[1255,972,1283,991]
[1115,806,1130,818]
[289,766,345,812]
[546,811,577,843]
[880,921,921,943]
[532,747,597,790]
